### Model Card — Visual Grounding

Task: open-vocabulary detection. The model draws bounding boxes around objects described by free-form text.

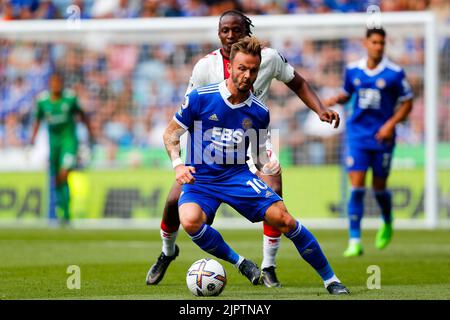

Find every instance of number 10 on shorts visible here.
[246,178,268,194]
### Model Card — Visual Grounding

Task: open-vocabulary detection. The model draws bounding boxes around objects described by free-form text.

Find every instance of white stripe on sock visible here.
[261,235,281,269]
[324,275,341,288]
[161,229,178,256]
[234,256,245,269]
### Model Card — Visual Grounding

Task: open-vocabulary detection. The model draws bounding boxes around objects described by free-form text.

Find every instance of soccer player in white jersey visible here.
[325,28,413,257]
[146,10,340,287]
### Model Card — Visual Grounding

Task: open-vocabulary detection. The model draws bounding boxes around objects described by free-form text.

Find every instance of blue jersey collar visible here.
[219,80,254,109]
[359,56,388,77]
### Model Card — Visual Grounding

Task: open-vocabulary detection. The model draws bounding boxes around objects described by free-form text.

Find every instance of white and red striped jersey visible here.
[185,47,295,104]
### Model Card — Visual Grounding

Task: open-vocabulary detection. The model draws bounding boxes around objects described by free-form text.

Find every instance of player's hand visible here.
[319,109,340,128]
[175,165,196,185]
[261,160,281,176]
[375,122,395,143]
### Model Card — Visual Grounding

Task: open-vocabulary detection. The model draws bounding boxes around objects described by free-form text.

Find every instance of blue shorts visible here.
[178,169,282,224]
[345,144,394,178]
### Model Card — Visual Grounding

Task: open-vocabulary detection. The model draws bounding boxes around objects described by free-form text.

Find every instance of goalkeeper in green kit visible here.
[30,73,94,224]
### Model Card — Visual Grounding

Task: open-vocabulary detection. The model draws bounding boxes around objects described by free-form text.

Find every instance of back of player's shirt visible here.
[185,48,295,104]
[174,81,270,182]
[35,90,81,144]
[343,57,413,150]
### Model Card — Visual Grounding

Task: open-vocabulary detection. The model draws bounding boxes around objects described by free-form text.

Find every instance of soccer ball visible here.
[186,258,227,296]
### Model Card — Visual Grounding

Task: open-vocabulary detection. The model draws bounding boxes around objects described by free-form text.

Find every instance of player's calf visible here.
[264,202,350,295]
[258,174,283,287]
[179,204,262,285]
[146,181,182,286]
[161,181,182,228]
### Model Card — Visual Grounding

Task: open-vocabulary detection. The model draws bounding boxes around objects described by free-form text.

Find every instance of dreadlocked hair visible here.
[219,10,254,36]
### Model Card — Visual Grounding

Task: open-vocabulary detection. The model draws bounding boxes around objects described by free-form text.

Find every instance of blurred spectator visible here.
[159,0,184,17]
[182,0,210,16]
[113,0,140,18]
[9,0,40,19]
[34,0,60,19]
[429,0,450,24]
[0,0,446,20]
[140,0,159,17]
[0,113,27,148]
[103,112,135,147]
[0,1,16,20]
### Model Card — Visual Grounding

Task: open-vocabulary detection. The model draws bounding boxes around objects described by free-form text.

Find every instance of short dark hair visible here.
[230,36,262,62]
[366,27,386,38]
[219,10,254,36]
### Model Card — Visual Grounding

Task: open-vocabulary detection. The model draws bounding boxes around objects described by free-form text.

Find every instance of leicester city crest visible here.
[376,78,386,89]
[242,118,253,130]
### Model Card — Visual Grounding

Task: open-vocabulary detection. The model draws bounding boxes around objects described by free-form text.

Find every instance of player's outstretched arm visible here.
[286,71,340,128]
[375,98,413,143]
[30,119,41,146]
[163,119,196,185]
[323,92,351,108]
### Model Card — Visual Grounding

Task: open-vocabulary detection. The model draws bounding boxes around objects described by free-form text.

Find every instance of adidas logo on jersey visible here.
[265,190,273,198]
[209,114,219,121]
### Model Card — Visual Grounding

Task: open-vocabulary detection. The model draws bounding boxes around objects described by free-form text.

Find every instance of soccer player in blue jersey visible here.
[163,36,349,294]
[148,10,340,288]
[325,28,414,257]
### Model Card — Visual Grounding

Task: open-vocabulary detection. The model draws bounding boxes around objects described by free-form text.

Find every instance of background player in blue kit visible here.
[325,28,414,257]
[164,36,349,294]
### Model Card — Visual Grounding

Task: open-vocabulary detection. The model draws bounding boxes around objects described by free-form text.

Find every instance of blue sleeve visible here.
[343,67,354,96]
[396,69,413,102]
[174,90,199,130]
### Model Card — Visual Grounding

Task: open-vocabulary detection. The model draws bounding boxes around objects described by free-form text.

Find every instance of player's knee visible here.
[179,210,202,235]
[273,207,296,234]
[181,220,203,235]
[279,215,296,234]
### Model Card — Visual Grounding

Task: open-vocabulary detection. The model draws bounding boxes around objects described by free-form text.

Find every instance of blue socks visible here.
[189,221,337,285]
[348,188,365,239]
[285,221,335,282]
[189,224,240,265]
[374,190,393,224]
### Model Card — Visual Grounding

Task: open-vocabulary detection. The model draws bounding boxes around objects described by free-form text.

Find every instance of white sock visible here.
[234,256,245,269]
[261,235,281,269]
[349,238,361,245]
[160,229,178,256]
[324,275,341,288]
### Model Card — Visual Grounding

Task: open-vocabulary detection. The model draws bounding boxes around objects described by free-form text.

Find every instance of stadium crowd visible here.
[0,0,449,167]
[1,0,449,20]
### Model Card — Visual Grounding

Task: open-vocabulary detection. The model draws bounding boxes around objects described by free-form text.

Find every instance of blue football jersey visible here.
[174,81,270,182]
[343,57,413,150]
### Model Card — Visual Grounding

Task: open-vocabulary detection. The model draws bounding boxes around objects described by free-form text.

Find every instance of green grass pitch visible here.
[0,228,449,300]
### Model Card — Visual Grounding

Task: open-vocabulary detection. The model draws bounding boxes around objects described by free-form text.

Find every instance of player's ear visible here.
[227,61,232,74]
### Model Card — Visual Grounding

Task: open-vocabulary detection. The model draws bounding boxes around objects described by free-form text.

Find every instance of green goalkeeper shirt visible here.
[35,90,81,148]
